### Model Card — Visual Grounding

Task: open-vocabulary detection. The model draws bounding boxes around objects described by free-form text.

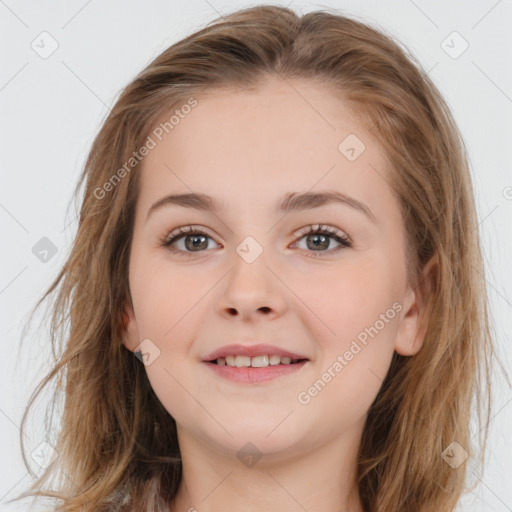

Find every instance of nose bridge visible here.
[217,233,287,319]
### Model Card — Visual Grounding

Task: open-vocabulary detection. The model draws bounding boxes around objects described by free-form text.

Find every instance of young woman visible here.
[13,5,499,511]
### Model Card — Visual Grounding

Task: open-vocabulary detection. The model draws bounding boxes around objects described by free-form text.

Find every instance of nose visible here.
[216,251,288,322]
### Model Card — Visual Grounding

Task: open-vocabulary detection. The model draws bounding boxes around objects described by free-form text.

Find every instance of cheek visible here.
[131,254,208,335]
[293,257,400,409]
[293,256,401,345]
[129,258,214,418]
[143,361,206,431]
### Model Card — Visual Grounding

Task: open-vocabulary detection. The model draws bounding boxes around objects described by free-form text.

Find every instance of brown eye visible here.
[161,226,220,255]
[292,224,352,257]
[181,233,209,251]
[305,233,331,251]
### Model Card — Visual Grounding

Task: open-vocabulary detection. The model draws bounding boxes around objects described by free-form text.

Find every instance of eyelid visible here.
[291,223,350,242]
[162,224,223,248]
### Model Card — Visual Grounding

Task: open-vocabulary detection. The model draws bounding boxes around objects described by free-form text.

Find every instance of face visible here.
[122,77,425,459]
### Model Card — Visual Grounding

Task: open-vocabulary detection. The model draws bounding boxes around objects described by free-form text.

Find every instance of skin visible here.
[122,76,433,512]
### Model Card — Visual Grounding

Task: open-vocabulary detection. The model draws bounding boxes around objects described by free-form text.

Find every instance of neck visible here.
[169,419,365,512]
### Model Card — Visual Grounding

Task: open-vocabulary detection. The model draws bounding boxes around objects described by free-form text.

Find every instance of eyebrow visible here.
[146,190,377,223]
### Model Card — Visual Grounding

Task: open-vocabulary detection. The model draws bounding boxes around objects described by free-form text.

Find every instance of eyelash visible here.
[159,224,352,258]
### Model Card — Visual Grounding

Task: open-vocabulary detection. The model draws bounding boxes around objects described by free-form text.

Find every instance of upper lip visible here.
[202,343,310,362]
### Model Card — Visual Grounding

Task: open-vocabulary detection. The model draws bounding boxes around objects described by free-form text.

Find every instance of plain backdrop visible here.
[1,1,511,510]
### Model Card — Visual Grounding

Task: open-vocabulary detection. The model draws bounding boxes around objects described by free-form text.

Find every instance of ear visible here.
[394,255,438,356]
[120,302,140,353]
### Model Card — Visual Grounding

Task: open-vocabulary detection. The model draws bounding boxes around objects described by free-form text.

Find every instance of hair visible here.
[10,4,506,512]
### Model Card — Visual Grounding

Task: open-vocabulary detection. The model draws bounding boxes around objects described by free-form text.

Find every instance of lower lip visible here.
[203,360,309,383]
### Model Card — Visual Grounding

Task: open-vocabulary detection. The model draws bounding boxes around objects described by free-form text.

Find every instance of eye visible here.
[160,225,221,256]
[291,224,352,257]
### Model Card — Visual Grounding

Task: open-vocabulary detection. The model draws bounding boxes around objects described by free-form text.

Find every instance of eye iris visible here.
[307,233,329,250]
[185,234,208,251]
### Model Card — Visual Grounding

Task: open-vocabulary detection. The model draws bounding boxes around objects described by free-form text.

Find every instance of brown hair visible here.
[11,4,505,511]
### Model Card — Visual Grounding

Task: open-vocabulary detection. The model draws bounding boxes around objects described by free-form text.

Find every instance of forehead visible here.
[138,78,392,214]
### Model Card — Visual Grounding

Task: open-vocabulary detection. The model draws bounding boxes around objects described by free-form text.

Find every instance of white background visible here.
[1,1,511,510]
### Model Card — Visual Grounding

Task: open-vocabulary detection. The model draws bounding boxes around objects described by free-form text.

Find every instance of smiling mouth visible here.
[204,356,310,384]
[208,355,309,367]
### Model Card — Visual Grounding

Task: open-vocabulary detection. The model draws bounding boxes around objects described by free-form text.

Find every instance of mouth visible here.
[203,355,310,384]
[206,355,309,367]
[201,343,311,383]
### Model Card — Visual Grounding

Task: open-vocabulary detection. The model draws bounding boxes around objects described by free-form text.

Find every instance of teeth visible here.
[251,355,269,367]
[269,355,281,365]
[216,355,301,367]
